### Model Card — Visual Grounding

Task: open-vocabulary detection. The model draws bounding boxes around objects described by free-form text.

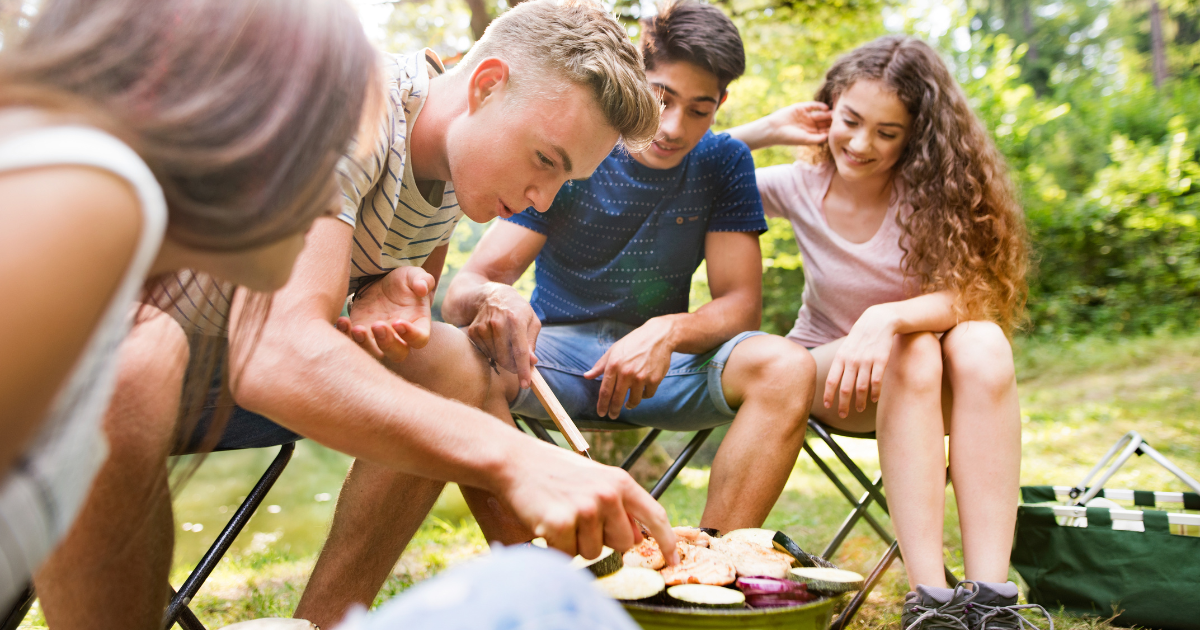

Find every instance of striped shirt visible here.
[337,49,461,292]
[152,49,462,334]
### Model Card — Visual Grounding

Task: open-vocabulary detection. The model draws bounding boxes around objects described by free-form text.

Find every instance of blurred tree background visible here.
[3,0,1195,339]
[356,0,1200,341]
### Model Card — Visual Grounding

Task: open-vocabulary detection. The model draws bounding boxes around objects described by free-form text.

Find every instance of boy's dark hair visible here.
[640,0,745,95]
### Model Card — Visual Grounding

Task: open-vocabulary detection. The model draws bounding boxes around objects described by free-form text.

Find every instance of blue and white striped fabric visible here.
[335,49,461,291]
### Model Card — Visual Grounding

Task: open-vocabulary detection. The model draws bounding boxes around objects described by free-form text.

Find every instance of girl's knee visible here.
[890,331,943,391]
[942,321,1014,393]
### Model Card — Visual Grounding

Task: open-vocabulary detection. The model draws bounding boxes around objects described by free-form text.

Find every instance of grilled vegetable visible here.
[771,531,837,569]
[787,567,865,593]
[736,576,816,608]
[593,567,666,601]
[569,546,623,577]
[666,584,746,608]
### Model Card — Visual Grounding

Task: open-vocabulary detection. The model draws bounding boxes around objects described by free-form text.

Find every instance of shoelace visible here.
[969,601,1055,630]
[903,585,978,630]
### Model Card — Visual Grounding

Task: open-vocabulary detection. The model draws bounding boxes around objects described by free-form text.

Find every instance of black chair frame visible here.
[162,441,296,630]
[518,418,713,501]
[804,418,957,630]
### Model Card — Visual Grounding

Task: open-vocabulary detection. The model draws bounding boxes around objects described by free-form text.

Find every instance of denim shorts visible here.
[510,319,766,432]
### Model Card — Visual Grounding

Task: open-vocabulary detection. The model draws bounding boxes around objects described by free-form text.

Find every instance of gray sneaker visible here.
[901,583,976,630]
[964,581,1053,630]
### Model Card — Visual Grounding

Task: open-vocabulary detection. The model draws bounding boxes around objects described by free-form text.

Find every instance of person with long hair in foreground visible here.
[728,36,1051,630]
[0,0,374,618]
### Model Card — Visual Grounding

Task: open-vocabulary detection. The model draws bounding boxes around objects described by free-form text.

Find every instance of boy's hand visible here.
[467,283,541,389]
[499,440,679,565]
[583,317,675,419]
[336,266,434,363]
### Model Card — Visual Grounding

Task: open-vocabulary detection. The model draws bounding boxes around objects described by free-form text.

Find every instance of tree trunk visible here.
[1149,0,1169,89]
[1022,0,1039,65]
[464,0,493,40]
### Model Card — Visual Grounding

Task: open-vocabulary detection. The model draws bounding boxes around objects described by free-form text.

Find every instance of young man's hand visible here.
[500,440,679,564]
[336,266,434,363]
[725,101,831,151]
[583,316,677,419]
[467,283,541,389]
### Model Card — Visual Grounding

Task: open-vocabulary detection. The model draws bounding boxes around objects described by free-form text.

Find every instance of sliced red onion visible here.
[736,576,815,608]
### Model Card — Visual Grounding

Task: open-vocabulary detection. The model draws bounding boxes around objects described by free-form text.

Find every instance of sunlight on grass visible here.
[19,333,1200,629]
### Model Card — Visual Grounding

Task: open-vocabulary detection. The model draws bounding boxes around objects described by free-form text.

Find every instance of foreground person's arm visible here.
[227,218,676,561]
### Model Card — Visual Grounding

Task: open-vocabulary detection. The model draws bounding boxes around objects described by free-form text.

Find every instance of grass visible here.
[18,332,1200,629]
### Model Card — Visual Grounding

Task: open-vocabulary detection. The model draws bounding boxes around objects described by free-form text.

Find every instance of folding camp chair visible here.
[804,417,958,630]
[0,437,295,630]
[517,416,714,501]
[163,439,297,630]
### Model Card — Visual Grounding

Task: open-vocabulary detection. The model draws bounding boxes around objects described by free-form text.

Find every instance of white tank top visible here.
[0,126,167,607]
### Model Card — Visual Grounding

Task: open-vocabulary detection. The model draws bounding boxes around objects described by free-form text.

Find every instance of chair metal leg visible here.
[808,420,890,512]
[830,540,901,630]
[522,417,558,445]
[805,441,893,554]
[1,584,35,630]
[649,429,713,500]
[620,429,662,472]
[162,442,296,630]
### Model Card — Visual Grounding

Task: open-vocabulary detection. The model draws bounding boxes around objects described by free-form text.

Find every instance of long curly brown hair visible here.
[814,36,1028,333]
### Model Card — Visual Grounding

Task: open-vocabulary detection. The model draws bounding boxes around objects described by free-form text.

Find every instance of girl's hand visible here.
[824,305,900,417]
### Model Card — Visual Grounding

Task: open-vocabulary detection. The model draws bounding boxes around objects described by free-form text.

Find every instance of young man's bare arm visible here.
[442,220,547,388]
[585,230,764,418]
[227,217,676,560]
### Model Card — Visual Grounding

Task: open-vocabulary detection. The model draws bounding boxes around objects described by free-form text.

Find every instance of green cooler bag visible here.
[1011,486,1200,629]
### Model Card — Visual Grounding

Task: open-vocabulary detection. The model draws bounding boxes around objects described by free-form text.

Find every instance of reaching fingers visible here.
[605,369,632,419]
[535,507,578,558]
[575,500,604,561]
[335,316,351,336]
[349,325,384,360]
[626,488,677,565]
[584,348,610,380]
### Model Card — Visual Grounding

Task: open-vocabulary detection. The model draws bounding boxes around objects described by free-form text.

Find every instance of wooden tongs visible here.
[530,367,591,459]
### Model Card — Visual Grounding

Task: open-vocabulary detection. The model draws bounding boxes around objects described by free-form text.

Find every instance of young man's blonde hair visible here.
[456,0,659,152]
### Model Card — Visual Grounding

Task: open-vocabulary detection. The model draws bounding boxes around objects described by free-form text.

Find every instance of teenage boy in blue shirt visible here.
[444,0,819,534]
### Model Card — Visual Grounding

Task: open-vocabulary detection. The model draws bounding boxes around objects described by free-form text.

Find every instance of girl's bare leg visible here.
[810,332,949,589]
[941,321,1020,583]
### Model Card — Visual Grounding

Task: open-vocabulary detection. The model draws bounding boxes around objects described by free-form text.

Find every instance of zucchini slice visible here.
[592,567,666,601]
[771,531,837,569]
[720,528,776,548]
[666,584,746,608]
[787,567,865,593]
[568,546,623,577]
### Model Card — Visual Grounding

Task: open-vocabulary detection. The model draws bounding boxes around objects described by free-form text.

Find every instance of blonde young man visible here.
[34,2,674,629]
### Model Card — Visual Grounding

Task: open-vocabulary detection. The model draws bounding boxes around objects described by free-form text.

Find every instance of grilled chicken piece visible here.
[623,537,666,570]
[672,526,713,548]
[660,544,736,586]
[710,538,794,579]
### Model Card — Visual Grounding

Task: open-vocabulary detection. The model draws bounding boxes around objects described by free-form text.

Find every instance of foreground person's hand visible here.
[336,266,434,362]
[467,283,541,388]
[500,441,679,566]
[584,317,675,419]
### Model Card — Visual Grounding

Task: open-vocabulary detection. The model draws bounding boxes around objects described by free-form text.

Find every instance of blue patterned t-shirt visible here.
[504,130,766,327]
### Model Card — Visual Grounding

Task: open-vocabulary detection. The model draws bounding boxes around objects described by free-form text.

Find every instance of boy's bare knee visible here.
[388,322,497,408]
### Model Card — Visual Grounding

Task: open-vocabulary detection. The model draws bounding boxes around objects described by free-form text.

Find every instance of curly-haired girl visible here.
[729,35,1044,629]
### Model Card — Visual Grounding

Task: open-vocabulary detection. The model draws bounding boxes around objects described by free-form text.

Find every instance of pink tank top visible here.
[756,161,914,347]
